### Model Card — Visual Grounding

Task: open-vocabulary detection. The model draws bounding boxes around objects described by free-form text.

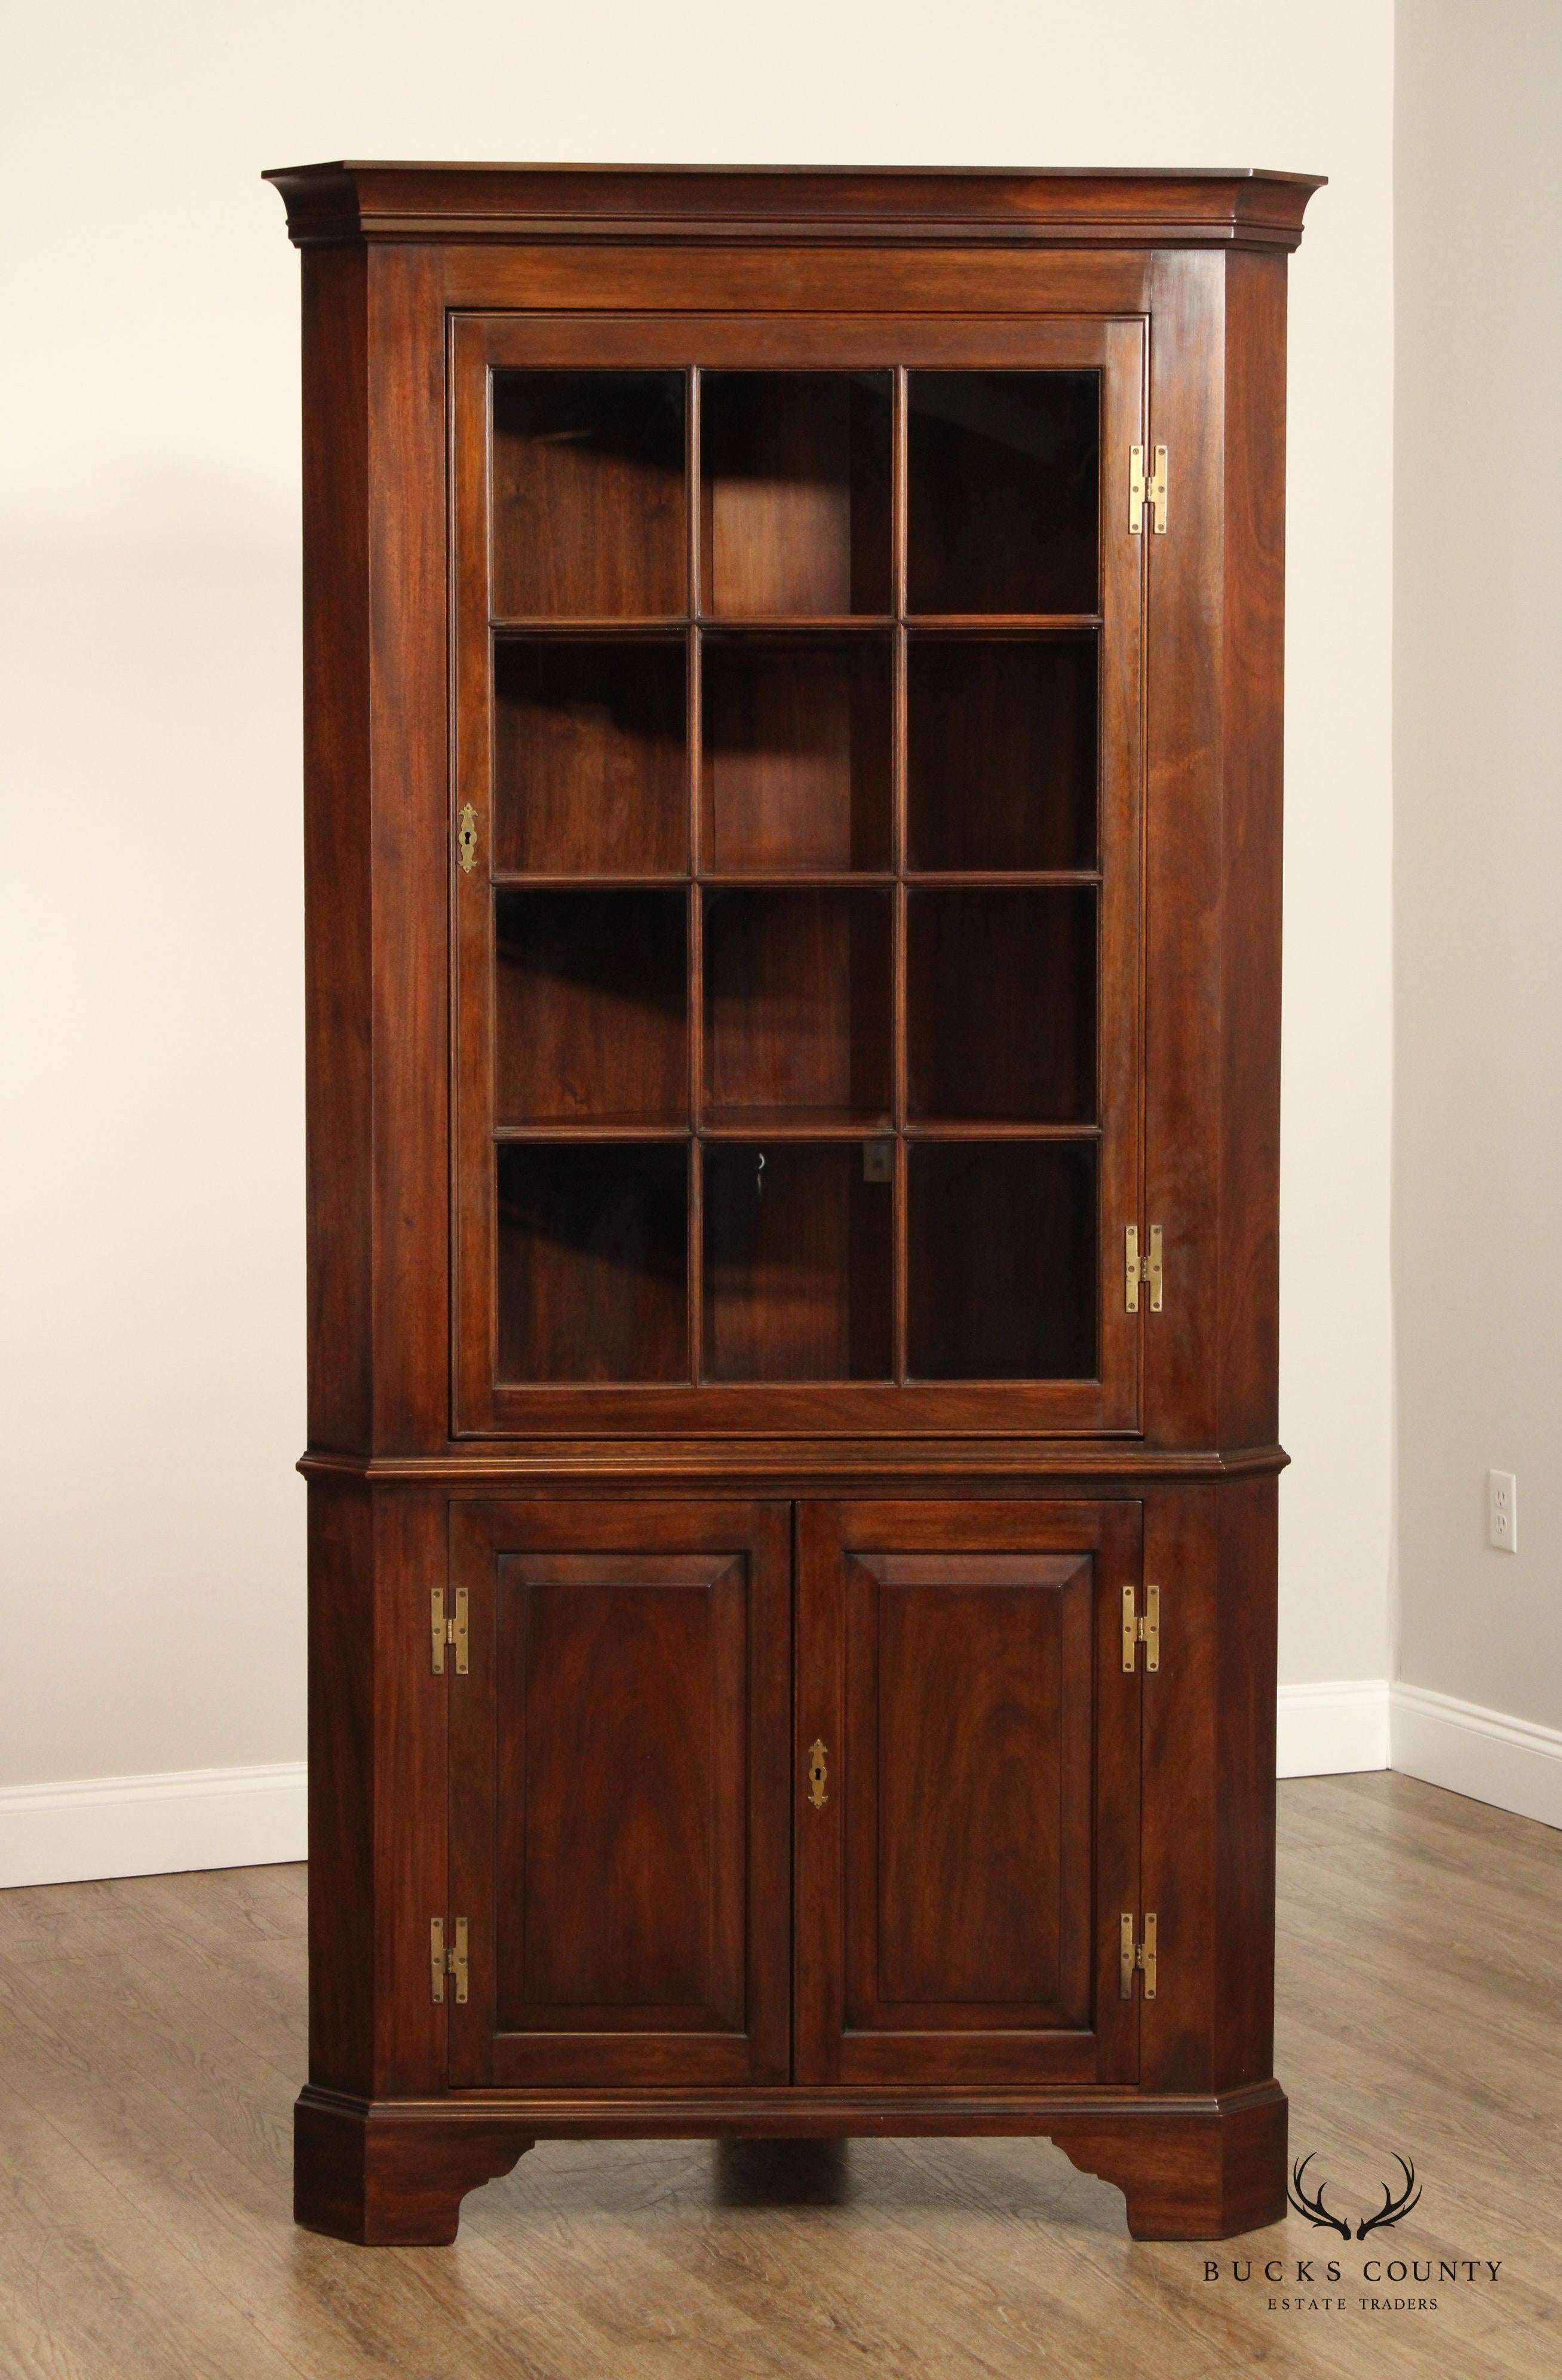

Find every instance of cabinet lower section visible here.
[302,1466,1284,2245]
[294,2078,1288,2245]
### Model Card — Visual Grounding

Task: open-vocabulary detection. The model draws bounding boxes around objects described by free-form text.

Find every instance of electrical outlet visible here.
[1488,1470,1517,1553]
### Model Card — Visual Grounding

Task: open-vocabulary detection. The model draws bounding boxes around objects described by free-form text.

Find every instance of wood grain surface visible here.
[0,1775,1555,2376]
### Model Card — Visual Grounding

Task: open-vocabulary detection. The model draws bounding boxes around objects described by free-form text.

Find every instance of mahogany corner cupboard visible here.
[267,160,1321,2247]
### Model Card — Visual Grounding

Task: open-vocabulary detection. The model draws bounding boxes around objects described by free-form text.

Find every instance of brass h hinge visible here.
[431,1587,469,1676]
[456,803,480,875]
[1119,1912,1158,2000]
[1121,1582,1161,1674]
[1125,1223,1163,1313]
[1129,443,1168,535]
[431,1916,469,2004]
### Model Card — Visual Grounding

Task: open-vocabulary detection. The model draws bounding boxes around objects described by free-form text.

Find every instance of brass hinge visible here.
[1125,1223,1163,1314]
[1121,1582,1161,1673]
[430,1916,469,2004]
[1129,443,1168,535]
[431,1587,469,1676]
[456,803,480,875]
[1119,1912,1158,2000]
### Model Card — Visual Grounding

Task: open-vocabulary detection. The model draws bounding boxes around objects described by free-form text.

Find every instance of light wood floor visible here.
[0,1772,1557,2379]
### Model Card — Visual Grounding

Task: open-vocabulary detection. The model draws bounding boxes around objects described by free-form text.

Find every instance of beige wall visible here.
[1394,0,1562,1729]
[0,0,1395,1792]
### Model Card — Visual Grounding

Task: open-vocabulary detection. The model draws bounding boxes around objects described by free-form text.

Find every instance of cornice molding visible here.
[263,162,1325,254]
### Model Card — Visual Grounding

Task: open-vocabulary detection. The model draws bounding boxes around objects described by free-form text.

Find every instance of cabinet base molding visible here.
[294,2080,1285,2246]
[293,2090,535,2246]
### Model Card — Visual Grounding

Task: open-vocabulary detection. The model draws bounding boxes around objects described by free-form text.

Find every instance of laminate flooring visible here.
[0,1772,1557,2379]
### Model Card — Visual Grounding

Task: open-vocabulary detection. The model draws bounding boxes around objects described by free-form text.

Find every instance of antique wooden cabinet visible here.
[266,161,1320,2246]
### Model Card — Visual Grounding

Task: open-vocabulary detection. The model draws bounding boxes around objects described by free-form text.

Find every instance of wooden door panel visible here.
[496,1556,747,2028]
[852,1554,1093,2022]
[797,1500,1141,2088]
[450,1501,790,2088]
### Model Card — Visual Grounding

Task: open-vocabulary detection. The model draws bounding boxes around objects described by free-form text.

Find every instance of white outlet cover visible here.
[1488,1470,1518,1553]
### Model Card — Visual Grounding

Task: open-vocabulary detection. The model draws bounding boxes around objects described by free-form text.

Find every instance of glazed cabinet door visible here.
[451,312,1146,1442]
[448,1499,791,2087]
[794,1499,1142,2084]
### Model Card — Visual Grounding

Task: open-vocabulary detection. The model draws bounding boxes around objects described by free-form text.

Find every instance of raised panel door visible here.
[449,1500,791,2087]
[795,1499,1142,2085]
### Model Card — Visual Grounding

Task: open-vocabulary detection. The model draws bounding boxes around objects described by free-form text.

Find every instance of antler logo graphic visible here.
[1287,2151,1423,2239]
[1287,2154,1351,2238]
[1355,2156,1422,2240]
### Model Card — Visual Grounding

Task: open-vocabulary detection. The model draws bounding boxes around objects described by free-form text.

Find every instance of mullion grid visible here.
[891,366,910,1385]
[687,367,703,1384]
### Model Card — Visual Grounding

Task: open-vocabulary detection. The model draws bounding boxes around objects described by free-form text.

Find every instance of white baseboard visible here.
[2,1682,1554,1891]
[1391,1682,1562,1830]
[0,1761,307,1890]
[1277,1678,1391,1777]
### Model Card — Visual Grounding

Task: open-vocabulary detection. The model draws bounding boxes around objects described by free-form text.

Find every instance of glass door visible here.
[452,316,1144,1436]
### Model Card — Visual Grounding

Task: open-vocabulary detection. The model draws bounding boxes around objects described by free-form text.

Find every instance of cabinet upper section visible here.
[275,162,1314,1464]
[264,162,1323,254]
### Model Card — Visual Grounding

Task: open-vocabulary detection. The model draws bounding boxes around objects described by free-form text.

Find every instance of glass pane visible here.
[907,636,1097,872]
[702,1142,892,1381]
[491,371,685,618]
[495,888,688,1126]
[702,887,892,1128]
[493,637,688,875]
[701,373,892,616]
[702,634,892,873]
[907,372,1099,615]
[908,1142,1097,1380]
[498,1142,689,1382]
[907,887,1096,1123]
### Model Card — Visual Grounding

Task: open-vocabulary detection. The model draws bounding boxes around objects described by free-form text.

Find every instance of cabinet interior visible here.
[484,364,1106,1388]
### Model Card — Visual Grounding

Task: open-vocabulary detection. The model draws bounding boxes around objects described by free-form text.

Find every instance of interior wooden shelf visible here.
[496,1139,689,1384]
[493,1121,692,1142]
[702,887,892,1125]
[699,1109,895,1139]
[495,887,688,1126]
[492,636,688,876]
[904,1120,1102,1142]
[701,633,892,875]
[907,1139,1098,1381]
[701,1140,892,1382]
[699,871,895,888]
[903,614,1103,631]
[907,886,1097,1124]
[907,634,1098,873]
[700,373,892,618]
[907,372,1100,617]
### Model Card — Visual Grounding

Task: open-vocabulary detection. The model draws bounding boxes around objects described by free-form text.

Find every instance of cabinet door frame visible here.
[447,1498,791,2088]
[450,309,1146,1440]
[794,1497,1143,2086]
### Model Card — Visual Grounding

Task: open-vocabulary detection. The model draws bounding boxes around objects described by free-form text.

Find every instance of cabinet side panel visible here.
[302,247,372,1451]
[1138,1486,1218,2093]
[1215,1476,1279,2087]
[367,246,450,1450]
[1143,253,1225,1448]
[372,1489,450,2093]
[307,1480,375,2091]
[1217,252,1286,1449]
